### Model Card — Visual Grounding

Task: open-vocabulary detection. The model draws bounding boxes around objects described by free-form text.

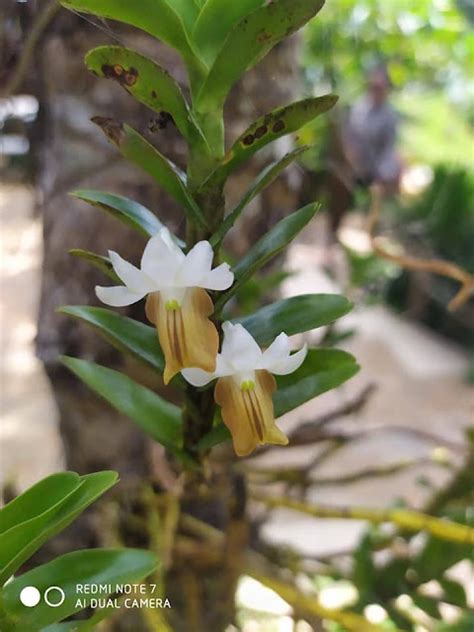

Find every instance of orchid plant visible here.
[55,0,361,628]
[59,0,358,466]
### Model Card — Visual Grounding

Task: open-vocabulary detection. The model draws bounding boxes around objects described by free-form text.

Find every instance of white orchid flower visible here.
[96,228,234,384]
[181,322,307,457]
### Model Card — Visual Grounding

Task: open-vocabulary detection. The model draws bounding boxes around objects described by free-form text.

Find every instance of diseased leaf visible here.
[193,0,265,64]
[196,0,326,110]
[59,306,164,373]
[211,146,309,246]
[85,47,196,141]
[91,118,207,229]
[211,96,337,185]
[237,294,352,346]
[61,356,182,449]
[0,472,118,586]
[69,249,120,283]
[215,203,319,310]
[2,549,157,629]
[61,0,206,84]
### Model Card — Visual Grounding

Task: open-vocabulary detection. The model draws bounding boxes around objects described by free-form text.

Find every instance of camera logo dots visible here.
[19,586,41,608]
[19,585,65,608]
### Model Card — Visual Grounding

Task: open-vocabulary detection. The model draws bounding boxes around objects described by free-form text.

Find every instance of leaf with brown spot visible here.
[205,95,337,188]
[86,46,199,142]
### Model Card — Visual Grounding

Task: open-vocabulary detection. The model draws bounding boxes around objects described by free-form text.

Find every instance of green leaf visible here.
[274,348,359,417]
[192,0,265,64]
[212,96,337,183]
[196,0,326,110]
[91,118,207,229]
[210,146,309,246]
[215,202,320,311]
[0,471,117,586]
[439,578,467,608]
[59,306,164,372]
[168,0,200,33]
[70,190,166,239]
[85,46,196,141]
[411,593,440,619]
[0,473,80,537]
[69,249,119,282]
[60,0,205,83]
[237,294,352,346]
[61,356,182,449]
[198,348,358,450]
[1,548,157,630]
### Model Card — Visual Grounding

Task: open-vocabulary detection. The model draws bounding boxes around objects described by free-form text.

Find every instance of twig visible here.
[251,493,474,545]
[3,0,60,97]
[367,185,474,311]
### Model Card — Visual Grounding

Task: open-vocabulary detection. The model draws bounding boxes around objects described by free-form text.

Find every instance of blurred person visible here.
[324,63,402,236]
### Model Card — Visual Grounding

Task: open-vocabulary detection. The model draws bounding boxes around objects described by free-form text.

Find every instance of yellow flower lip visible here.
[181,323,308,457]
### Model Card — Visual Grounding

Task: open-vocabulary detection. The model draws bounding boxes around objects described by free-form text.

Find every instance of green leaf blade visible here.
[59,306,164,372]
[237,294,353,346]
[216,202,320,310]
[2,548,157,629]
[196,0,326,110]
[61,356,182,449]
[71,190,166,239]
[211,146,310,246]
[91,119,207,229]
[193,0,265,64]
[0,472,118,586]
[69,250,119,282]
[274,348,359,417]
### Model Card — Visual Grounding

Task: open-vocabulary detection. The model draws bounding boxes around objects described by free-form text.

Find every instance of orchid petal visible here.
[201,262,234,291]
[108,251,152,293]
[267,343,308,375]
[220,322,262,372]
[181,367,215,387]
[260,333,291,368]
[178,240,214,286]
[95,285,146,307]
[140,229,183,282]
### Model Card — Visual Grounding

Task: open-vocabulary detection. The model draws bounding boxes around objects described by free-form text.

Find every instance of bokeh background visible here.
[1,0,473,630]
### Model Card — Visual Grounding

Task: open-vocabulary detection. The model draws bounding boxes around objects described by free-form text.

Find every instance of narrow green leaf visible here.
[59,306,164,372]
[211,146,309,247]
[168,0,200,33]
[193,0,265,64]
[274,348,359,417]
[61,356,182,448]
[85,47,196,141]
[237,294,353,346]
[60,0,205,81]
[196,0,325,110]
[440,578,467,608]
[69,249,119,283]
[2,548,157,630]
[212,96,336,184]
[0,473,80,536]
[91,118,207,229]
[71,190,162,238]
[215,202,319,311]
[198,348,358,450]
[0,471,118,586]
